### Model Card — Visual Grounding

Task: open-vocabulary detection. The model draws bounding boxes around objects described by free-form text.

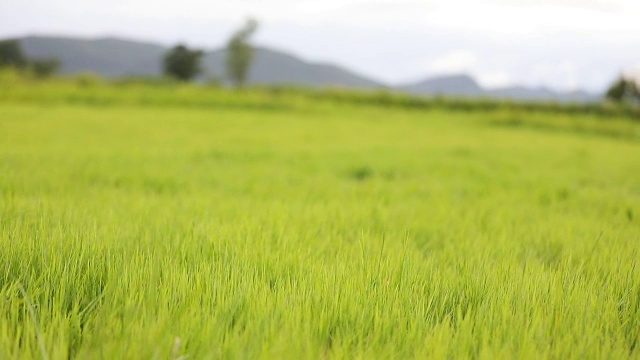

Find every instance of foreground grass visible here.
[0,86,639,358]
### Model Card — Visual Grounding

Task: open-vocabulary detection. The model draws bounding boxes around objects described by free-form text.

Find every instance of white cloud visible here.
[526,61,582,91]
[477,71,514,89]
[426,50,478,75]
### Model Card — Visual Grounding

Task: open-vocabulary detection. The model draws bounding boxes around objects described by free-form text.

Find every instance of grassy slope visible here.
[0,84,639,359]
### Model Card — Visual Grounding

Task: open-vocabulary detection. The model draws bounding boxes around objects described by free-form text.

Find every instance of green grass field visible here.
[1,80,639,359]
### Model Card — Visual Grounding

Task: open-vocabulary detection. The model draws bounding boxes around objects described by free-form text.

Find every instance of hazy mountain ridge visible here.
[10,35,600,102]
[203,47,382,88]
[398,74,484,97]
[20,36,166,77]
[399,74,599,103]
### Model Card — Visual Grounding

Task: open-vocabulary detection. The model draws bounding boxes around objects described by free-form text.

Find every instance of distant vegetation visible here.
[159,18,259,86]
[225,18,259,87]
[0,39,60,78]
[162,44,204,82]
[606,76,640,105]
[0,40,27,68]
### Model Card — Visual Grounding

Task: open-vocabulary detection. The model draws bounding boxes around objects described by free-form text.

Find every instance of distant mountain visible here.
[397,74,600,103]
[397,74,483,97]
[9,35,600,102]
[20,36,165,77]
[15,35,381,89]
[486,86,598,103]
[202,47,382,88]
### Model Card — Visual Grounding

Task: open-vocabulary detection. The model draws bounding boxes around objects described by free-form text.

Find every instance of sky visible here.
[1,0,639,92]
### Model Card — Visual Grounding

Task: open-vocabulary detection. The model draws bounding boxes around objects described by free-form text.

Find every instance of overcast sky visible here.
[1,0,639,92]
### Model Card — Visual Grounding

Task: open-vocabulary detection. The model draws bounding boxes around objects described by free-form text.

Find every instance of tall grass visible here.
[0,81,639,358]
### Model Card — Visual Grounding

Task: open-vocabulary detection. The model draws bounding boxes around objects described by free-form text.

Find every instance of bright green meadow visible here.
[1,80,639,359]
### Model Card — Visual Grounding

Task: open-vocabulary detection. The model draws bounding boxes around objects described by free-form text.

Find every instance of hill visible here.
[16,35,382,89]
[397,74,484,97]
[202,47,382,88]
[20,36,165,77]
[397,74,600,103]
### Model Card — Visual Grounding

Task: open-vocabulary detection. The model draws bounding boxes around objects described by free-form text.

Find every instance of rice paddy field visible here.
[1,79,639,359]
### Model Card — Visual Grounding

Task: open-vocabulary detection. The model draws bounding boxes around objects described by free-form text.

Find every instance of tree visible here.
[162,44,204,82]
[226,18,258,87]
[0,40,60,78]
[30,58,60,78]
[606,76,639,104]
[0,40,28,69]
